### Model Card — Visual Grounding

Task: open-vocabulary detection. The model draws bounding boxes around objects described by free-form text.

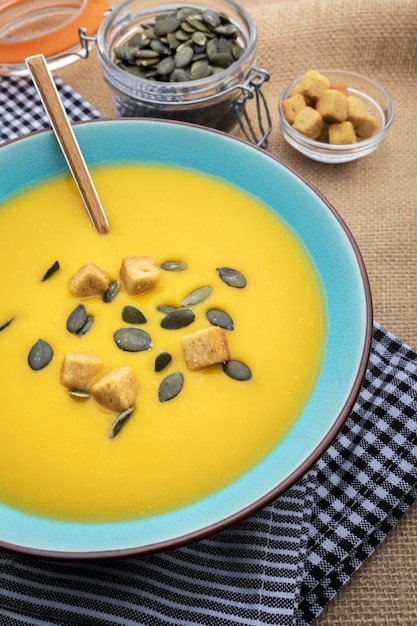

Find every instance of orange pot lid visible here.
[0,0,109,64]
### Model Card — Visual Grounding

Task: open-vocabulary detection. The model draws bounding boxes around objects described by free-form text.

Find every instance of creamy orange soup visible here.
[0,165,326,522]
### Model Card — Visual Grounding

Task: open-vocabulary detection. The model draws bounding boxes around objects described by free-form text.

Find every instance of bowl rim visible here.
[278,69,395,154]
[0,118,373,560]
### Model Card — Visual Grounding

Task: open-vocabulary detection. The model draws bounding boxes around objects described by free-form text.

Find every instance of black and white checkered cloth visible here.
[1,75,417,626]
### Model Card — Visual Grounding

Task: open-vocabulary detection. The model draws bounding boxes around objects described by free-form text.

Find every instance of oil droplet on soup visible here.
[0,165,326,522]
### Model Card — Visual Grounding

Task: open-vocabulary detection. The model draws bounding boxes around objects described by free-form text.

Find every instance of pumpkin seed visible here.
[175,45,194,68]
[157,56,175,75]
[103,280,120,303]
[69,389,91,399]
[0,318,14,332]
[182,285,212,306]
[155,350,172,372]
[161,260,188,271]
[216,266,247,288]
[158,371,184,402]
[109,406,135,439]
[113,328,153,352]
[122,305,147,324]
[206,308,234,330]
[154,14,180,36]
[76,314,94,337]
[157,304,178,314]
[202,8,221,28]
[41,260,60,282]
[190,59,211,80]
[161,308,195,329]
[223,359,252,381]
[28,339,53,371]
[66,304,87,333]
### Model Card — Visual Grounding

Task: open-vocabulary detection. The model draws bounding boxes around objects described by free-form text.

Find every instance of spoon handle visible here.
[25,54,109,235]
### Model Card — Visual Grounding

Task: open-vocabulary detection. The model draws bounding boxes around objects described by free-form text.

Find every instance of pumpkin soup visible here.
[0,165,326,522]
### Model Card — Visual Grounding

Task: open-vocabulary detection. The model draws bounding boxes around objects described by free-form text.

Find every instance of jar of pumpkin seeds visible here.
[94,0,271,146]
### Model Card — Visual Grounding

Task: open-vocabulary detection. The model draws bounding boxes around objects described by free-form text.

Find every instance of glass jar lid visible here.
[0,0,109,74]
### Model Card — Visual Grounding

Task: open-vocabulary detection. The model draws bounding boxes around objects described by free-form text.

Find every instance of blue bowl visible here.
[0,119,372,559]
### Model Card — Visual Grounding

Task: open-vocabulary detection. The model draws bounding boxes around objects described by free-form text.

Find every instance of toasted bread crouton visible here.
[60,352,104,390]
[69,261,111,298]
[294,70,330,103]
[346,95,368,126]
[354,111,380,139]
[182,326,230,371]
[316,89,348,123]
[281,93,306,124]
[91,366,140,412]
[328,121,357,145]
[329,81,348,96]
[292,106,324,139]
[119,256,160,296]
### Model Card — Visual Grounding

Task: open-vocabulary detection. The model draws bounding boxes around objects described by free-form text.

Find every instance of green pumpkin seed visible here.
[157,56,176,75]
[190,59,211,79]
[210,51,233,68]
[161,260,188,271]
[66,304,87,333]
[161,308,195,329]
[0,318,14,332]
[28,339,53,371]
[202,8,221,28]
[154,14,180,36]
[122,305,147,324]
[69,389,91,399]
[113,328,153,352]
[109,406,135,439]
[157,304,178,314]
[76,315,94,337]
[216,266,247,288]
[223,360,252,381]
[206,308,234,330]
[182,285,212,306]
[150,39,170,54]
[41,260,60,282]
[155,350,172,372]
[103,280,120,303]
[158,371,184,402]
[191,30,206,46]
[186,16,211,32]
[175,45,194,67]
[170,68,190,81]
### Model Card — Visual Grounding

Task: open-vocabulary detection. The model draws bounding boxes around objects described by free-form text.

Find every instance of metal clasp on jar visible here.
[234,67,272,148]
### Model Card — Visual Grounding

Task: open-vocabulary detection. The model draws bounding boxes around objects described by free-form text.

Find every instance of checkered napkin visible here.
[1,76,417,626]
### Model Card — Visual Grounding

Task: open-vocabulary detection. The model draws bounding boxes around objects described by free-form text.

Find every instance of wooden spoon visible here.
[25,54,109,235]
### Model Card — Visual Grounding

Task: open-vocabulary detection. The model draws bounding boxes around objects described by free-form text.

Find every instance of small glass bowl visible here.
[95,0,271,145]
[278,70,394,164]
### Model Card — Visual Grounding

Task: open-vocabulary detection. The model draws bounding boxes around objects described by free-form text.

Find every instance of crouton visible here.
[316,89,348,123]
[69,261,111,298]
[346,95,368,126]
[281,93,306,124]
[328,121,357,145]
[292,106,324,140]
[60,352,104,390]
[329,81,348,96]
[91,366,140,412]
[182,326,230,371]
[294,70,330,103]
[119,256,160,296]
[354,111,380,139]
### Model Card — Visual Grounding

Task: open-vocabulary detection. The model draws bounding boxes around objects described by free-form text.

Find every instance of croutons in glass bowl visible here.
[278,70,394,163]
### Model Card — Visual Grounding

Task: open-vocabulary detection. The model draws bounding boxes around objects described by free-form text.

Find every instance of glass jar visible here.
[95,0,271,146]
[0,0,109,76]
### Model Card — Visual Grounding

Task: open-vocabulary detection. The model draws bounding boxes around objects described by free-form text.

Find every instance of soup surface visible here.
[0,165,326,522]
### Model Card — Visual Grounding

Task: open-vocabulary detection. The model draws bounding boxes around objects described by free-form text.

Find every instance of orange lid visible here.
[0,0,109,64]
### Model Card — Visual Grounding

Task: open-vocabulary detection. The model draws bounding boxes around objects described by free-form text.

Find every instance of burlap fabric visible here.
[55,1,417,623]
